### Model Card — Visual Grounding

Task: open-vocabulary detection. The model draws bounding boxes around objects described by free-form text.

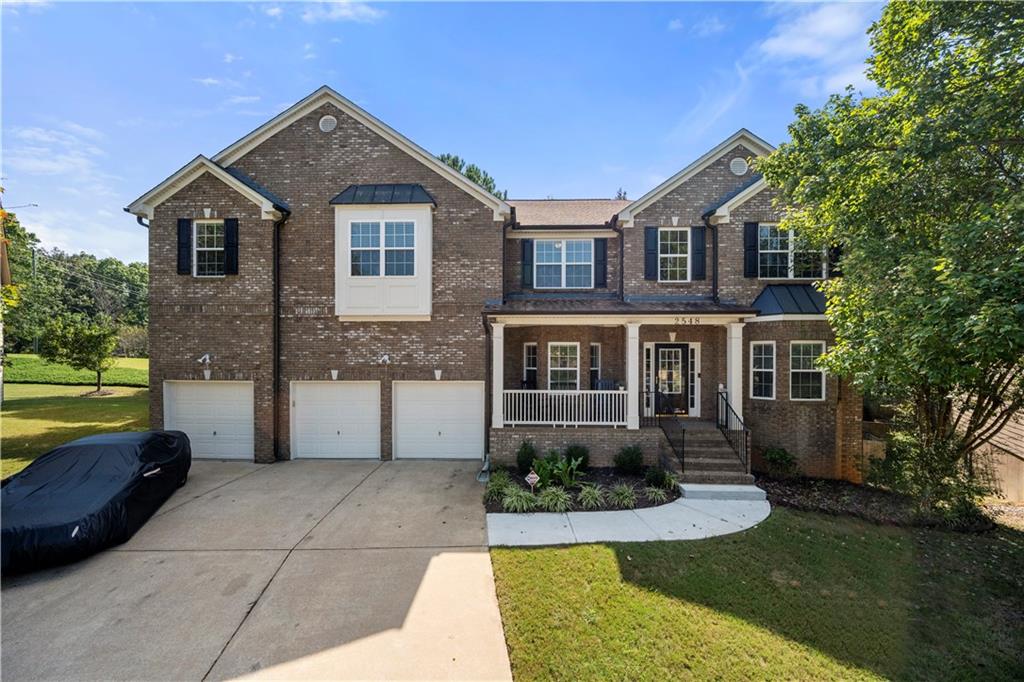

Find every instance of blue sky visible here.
[2,1,883,263]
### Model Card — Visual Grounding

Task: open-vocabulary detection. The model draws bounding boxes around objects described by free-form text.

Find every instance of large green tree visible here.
[39,314,119,393]
[438,153,509,200]
[758,2,1024,502]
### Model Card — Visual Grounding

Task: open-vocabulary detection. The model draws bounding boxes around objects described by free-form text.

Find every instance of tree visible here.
[757,2,1024,510]
[615,188,628,200]
[438,153,509,200]
[40,315,119,393]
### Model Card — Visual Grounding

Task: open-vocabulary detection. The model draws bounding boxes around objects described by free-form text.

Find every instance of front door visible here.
[654,343,688,415]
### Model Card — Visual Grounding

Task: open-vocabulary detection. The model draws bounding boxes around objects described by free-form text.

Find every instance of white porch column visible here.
[491,322,505,429]
[726,322,745,421]
[626,322,641,429]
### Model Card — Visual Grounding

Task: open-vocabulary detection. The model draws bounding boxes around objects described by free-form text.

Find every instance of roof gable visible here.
[211,86,510,220]
[618,129,774,226]
[124,156,287,220]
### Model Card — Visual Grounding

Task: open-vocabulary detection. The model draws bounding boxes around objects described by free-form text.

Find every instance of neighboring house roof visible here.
[124,156,288,221]
[210,85,510,220]
[485,298,758,316]
[330,184,436,206]
[752,284,825,316]
[618,129,774,226]
[702,173,764,219]
[509,199,630,227]
[222,167,291,212]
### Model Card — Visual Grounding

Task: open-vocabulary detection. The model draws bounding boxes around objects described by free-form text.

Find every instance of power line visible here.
[33,251,148,295]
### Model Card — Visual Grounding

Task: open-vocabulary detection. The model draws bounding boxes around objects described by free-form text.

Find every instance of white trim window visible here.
[548,342,579,390]
[750,341,775,400]
[790,341,826,401]
[523,342,538,388]
[535,239,593,289]
[758,224,825,279]
[350,220,415,277]
[589,343,601,389]
[658,227,690,282]
[194,220,226,277]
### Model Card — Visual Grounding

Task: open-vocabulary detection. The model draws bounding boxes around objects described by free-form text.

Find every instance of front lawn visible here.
[3,353,149,387]
[1,383,149,478]
[491,507,1024,681]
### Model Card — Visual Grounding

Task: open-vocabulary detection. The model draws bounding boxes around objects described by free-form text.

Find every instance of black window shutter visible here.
[224,218,239,275]
[177,218,192,275]
[691,226,706,280]
[644,227,658,280]
[743,222,759,278]
[594,238,608,288]
[521,239,534,288]
[828,244,842,277]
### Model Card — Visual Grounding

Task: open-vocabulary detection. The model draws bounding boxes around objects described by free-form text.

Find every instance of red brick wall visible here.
[489,426,667,468]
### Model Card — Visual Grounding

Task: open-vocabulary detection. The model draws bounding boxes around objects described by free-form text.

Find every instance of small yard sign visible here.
[525,470,540,492]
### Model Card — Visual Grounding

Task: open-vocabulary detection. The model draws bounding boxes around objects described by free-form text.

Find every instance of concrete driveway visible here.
[1,460,512,681]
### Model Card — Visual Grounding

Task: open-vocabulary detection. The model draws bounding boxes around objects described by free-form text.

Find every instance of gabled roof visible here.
[618,129,774,226]
[702,173,763,217]
[509,199,630,227]
[330,184,436,206]
[211,86,510,220]
[752,284,825,316]
[124,156,287,220]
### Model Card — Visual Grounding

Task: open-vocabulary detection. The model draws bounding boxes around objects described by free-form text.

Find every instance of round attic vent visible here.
[319,115,338,132]
[729,157,749,176]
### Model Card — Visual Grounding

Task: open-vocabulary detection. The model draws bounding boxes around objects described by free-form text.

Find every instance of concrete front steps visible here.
[668,423,755,485]
[680,483,767,501]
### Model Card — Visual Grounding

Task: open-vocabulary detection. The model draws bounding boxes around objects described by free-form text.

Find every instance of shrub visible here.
[516,440,538,474]
[644,466,669,489]
[552,455,584,488]
[532,450,562,488]
[614,445,644,476]
[483,469,513,504]
[564,444,590,471]
[577,484,606,510]
[538,486,573,513]
[644,486,669,504]
[765,447,798,479]
[662,470,680,491]
[610,484,637,509]
[502,487,538,513]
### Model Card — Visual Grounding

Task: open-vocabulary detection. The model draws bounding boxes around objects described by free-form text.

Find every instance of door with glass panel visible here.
[653,343,689,415]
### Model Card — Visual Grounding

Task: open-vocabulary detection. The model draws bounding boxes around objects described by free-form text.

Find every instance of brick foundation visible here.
[489,426,667,469]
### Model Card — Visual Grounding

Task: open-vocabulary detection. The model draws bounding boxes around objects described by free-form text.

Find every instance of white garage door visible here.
[393,382,485,460]
[292,382,380,459]
[164,381,254,460]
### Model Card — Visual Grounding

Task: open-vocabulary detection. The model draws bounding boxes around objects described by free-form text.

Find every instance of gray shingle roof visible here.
[330,184,436,205]
[701,173,763,218]
[485,298,757,316]
[752,284,825,315]
[509,199,630,227]
[222,166,291,212]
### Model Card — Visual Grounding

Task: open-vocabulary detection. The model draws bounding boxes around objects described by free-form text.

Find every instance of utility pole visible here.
[31,247,39,353]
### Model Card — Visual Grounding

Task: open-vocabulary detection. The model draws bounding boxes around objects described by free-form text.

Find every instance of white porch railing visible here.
[503,390,627,427]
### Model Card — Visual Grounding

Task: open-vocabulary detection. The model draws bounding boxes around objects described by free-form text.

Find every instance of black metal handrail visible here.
[716,390,750,471]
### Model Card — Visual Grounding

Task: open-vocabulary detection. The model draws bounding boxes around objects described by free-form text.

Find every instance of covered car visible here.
[2,431,191,574]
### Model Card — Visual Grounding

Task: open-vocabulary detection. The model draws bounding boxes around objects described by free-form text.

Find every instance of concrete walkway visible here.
[487,496,771,546]
[2,460,511,682]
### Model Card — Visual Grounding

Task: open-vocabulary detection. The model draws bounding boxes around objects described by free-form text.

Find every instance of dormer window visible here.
[758,225,825,279]
[534,239,593,289]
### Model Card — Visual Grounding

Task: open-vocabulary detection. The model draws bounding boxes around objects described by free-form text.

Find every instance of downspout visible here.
[272,208,292,462]
[610,215,625,301]
[704,216,719,304]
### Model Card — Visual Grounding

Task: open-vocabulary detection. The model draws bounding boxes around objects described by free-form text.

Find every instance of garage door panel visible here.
[394,382,484,460]
[164,382,254,460]
[292,382,380,459]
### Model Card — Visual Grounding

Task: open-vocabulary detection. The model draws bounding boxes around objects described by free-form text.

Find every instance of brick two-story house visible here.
[127,86,863,483]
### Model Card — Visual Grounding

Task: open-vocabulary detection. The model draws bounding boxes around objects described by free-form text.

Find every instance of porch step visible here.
[680,471,756,485]
[679,483,765,500]
[684,457,747,473]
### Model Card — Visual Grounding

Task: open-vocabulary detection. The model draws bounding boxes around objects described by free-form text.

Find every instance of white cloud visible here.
[223,52,241,63]
[22,207,147,263]
[263,5,283,19]
[691,16,726,38]
[301,1,383,24]
[668,61,752,144]
[303,42,316,60]
[667,18,683,32]
[193,77,222,87]
[226,95,261,105]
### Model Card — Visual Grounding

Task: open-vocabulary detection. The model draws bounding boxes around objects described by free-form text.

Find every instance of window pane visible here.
[195,249,224,277]
[550,370,578,391]
[791,372,823,400]
[565,240,592,264]
[535,240,562,264]
[565,264,592,288]
[793,250,824,278]
[549,345,578,368]
[524,345,537,369]
[384,221,414,248]
[384,249,414,276]
[659,229,688,255]
[791,343,823,370]
[758,225,788,252]
[660,255,687,281]
[536,264,562,288]
[759,252,789,278]
[350,250,380,276]
[351,222,380,248]
[752,344,774,370]
[753,371,773,398]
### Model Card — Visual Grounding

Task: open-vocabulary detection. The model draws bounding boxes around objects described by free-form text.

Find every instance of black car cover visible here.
[2,431,191,574]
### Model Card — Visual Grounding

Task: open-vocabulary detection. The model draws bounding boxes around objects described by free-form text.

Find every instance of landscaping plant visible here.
[483,469,513,504]
[758,1,1024,516]
[644,466,670,489]
[531,450,561,488]
[537,486,573,513]
[516,440,537,474]
[764,447,798,479]
[564,444,590,471]
[502,487,538,513]
[613,445,644,476]
[551,456,584,489]
[643,486,669,504]
[577,484,606,511]
[610,484,637,509]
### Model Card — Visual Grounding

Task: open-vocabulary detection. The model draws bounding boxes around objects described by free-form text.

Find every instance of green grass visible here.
[4,353,148,387]
[1,383,149,478]
[491,508,1024,681]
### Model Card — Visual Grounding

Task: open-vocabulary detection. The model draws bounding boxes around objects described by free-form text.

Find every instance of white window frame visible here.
[533,239,594,289]
[523,342,538,383]
[657,227,691,283]
[349,219,416,278]
[757,224,827,280]
[750,341,775,400]
[790,340,826,401]
[193,219,226,278]
[589,342,601,388]
[547,342,580,391]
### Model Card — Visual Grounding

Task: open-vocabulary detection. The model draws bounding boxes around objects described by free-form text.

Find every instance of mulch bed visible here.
[756,474,995,532]
[485,467,680,514]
